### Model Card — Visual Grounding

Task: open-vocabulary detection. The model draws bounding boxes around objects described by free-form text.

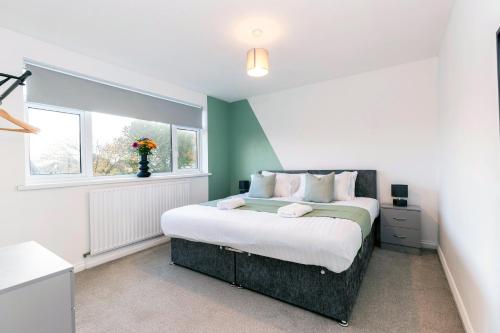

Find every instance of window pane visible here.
[92,113,172,176]
[177,129,198,169]
[29,108,81,175]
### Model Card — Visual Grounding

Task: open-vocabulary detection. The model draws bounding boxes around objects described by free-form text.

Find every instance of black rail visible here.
[0,71,32,104]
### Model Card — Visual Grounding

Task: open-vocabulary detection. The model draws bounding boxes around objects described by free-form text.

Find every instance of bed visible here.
[161,170,379,326]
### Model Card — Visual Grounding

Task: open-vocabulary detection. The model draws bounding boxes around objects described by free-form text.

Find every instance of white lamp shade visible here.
[246,48,269,77]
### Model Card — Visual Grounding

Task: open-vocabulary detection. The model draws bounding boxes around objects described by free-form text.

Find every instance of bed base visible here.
[170,218,377,325]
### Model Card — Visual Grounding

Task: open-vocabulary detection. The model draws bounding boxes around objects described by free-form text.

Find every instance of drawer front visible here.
[171,238,235,283]
[381,225,421,248]
[381,209,420,230]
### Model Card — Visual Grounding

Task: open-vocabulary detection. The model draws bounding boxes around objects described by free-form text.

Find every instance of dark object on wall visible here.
[137,154,151,177]
[0,71,32,104]
[391,184,408,207]
[239,180,250,193]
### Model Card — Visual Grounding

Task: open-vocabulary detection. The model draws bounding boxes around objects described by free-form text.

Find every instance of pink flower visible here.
[132,142,138,148]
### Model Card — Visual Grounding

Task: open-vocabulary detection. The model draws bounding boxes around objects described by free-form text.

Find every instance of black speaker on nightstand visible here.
[391,184,408,207]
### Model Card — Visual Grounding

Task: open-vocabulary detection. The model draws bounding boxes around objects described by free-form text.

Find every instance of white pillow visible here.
[292,173,307,200]
[348,171,358,199]
[261,171,300,197]
[334,171,358,201]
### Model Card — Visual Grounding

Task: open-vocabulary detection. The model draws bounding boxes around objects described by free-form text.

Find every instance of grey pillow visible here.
[248,174,276,198]
[304,172,335,203]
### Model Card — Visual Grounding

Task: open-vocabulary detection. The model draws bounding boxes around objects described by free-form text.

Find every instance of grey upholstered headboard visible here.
[263,170,378,199]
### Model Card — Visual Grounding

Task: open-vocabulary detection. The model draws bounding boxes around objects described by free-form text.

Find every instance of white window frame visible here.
[25,103,203,185]
[25,103,88,184]
[172,125,202,174]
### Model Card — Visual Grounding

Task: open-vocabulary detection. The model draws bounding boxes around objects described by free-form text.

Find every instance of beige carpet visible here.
[75,243,464,333]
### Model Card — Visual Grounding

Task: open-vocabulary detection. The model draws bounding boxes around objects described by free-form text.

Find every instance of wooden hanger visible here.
[0,107,40,134]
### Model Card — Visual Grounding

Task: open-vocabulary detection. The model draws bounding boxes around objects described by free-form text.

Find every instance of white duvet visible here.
[161,197,379,273]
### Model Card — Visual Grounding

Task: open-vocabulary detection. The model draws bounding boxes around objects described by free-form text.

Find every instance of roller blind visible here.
[25,64,203,128]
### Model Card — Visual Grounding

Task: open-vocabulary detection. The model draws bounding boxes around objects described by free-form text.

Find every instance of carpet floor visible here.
[75,243,464,333]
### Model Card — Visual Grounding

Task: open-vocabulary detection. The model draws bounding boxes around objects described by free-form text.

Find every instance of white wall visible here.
[438,1,500,332]
[0,27,208,267]
[249,58,440,247]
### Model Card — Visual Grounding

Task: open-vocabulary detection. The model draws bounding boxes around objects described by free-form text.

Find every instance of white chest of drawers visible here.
[0,241,75,333]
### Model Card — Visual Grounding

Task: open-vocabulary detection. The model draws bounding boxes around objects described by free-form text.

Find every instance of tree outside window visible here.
[177,129,198,169]
[92,113,172,176]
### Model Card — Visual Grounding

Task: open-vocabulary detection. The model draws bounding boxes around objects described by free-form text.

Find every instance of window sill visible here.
[18,172,211,191]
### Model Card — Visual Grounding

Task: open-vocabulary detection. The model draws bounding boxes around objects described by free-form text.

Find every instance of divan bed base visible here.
[170,218,377,324]
[170,237,235,282]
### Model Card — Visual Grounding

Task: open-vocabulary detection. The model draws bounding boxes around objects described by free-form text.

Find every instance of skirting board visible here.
[438,246,474,333]
[74,236,170,273]
[421,240,437,249]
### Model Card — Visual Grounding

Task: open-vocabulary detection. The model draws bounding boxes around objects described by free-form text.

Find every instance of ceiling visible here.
[0,0,454,102]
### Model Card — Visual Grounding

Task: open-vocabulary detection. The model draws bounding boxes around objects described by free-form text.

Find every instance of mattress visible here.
[161,197,379,273]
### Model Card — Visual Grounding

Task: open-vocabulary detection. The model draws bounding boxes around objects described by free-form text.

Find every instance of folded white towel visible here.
[217,198,245,210]
[277,203,313,218]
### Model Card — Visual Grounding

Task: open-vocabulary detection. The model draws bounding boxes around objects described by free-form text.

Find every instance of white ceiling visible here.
[0,0,454,102]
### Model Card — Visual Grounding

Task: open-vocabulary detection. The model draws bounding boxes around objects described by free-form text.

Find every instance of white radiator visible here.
[89,181,190,255]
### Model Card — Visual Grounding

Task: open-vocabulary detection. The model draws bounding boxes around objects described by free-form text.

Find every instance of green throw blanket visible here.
[201,198,372,240]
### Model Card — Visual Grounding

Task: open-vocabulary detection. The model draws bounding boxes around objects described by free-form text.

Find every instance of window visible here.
[28,107,82,175]
[92,113,172,176]
[27,104,201,183]
[176,128,198,170]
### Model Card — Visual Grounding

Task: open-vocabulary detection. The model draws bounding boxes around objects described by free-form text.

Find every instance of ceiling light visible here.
[246,48,269,77]
[234,17,282,45]
[252,28,263,38]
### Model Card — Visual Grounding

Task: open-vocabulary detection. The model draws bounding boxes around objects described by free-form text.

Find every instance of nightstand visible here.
[380,204,421,254]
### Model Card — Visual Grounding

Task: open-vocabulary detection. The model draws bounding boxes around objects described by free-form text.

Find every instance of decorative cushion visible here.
[249,174,276,198]
[262,171,301,197]
[310,172,356,201]
[304,172,335,203]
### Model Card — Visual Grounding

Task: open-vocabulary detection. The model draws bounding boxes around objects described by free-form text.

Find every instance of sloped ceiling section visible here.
[0,0,453,101]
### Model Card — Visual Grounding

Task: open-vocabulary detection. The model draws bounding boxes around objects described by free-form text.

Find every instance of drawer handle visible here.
[392,234,407,239]
[393,217,407,222]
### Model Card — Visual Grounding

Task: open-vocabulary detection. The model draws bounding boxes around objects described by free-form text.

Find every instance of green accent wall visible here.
[207,97,282,199]
[207,96,231,200]
[227,100,282,194]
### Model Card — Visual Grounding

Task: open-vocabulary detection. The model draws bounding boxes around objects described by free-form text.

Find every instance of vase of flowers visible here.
[132,137,157,177]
